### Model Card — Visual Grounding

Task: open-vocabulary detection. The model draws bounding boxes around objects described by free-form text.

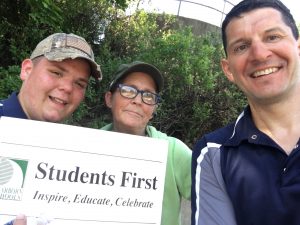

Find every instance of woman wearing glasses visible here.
[102,61,191,225]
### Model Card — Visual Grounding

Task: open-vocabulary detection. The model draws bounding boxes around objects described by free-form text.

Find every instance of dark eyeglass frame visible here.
[117,84,161,105]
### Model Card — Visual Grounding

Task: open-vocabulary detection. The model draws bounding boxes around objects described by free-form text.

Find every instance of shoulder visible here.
[147,125,188,145]
[100,123,113,131]
[192,106,250,168]
[0,102,3,117]
[0,94,12,111]
[195,106,250,150]
[194,122,235,151]
[0,92,28,119]
[147,125,191,156]
[0,98,4,115]
[192,122,236,173]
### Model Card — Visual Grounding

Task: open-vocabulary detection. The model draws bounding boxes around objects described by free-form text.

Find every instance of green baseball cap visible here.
[109,61,164,92]
[30,33,102,81]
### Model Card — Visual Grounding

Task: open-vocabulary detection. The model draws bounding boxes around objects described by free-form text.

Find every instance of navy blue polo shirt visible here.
[0,92,28,119]
[192,106,300,225]
[221,107,300,224]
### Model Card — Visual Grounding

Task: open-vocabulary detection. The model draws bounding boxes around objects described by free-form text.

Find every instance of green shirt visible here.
[101,123,191,225]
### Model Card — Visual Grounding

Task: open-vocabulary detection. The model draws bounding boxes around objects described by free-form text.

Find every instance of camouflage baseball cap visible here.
[30,33,102,81]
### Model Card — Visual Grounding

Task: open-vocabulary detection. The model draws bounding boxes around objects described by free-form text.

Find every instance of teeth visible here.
[51,97,67,105]
[253,67,278,77]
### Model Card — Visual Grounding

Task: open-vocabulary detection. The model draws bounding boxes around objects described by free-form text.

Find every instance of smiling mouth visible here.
[126,110,142,117]
[49,96,67,105]
[252,67,279,78]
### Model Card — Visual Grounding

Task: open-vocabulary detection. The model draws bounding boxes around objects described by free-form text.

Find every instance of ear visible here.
[105,91,113,109]
[20,59,33,81]
[221,58,235,83]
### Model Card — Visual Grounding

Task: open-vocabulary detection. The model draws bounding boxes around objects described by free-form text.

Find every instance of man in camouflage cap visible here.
[0,33,102,122]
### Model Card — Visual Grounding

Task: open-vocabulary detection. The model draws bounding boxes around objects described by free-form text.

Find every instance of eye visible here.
[51,70,63,77]
[142,92,157,105]
[233,43,249,54]
[143,92,155,101]
[266,34,282,42]
[75,81,87,89]
[120,85,137,98]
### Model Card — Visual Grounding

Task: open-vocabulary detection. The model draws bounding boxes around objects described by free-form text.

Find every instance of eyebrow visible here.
[264,26,287,34]
[227,37,249,51]
[227,26,287,49]
[49,61,68,72]
[50,62,89,83]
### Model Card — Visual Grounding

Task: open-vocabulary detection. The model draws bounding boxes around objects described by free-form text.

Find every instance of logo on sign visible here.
[0,157,28,201]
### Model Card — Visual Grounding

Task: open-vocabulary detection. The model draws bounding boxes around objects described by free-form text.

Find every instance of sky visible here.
[128,0,300,28]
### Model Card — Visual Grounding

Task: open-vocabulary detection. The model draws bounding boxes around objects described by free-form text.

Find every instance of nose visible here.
[249,40,272,63]
[58,77,73,93]
[132,92,143,104]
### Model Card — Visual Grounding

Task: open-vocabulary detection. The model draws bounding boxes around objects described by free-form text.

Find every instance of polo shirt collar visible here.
[224,106,271,147]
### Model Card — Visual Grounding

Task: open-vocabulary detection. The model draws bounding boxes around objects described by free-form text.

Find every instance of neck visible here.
[112,124,146,136]
[249,93,300,154]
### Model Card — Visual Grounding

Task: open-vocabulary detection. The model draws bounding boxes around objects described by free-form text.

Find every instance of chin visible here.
[44,114,64,123]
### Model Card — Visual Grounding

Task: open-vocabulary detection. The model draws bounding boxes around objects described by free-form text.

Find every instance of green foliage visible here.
[0,66,22,98]
[0,1,247,148]
[0,0,61,67]
[26,0,63,27]
[97,10,247,147]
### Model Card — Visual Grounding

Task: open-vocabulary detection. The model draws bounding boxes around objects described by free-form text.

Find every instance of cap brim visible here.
[44,51,102,81]
[113,63,163,92]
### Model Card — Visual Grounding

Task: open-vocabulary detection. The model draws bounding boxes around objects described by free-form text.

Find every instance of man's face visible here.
[18,57,91,122]
[221,8,300,105]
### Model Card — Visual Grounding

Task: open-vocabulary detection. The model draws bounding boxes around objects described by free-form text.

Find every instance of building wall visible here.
[177,16,221,36]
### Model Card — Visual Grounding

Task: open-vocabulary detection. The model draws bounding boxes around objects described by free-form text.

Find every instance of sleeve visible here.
[191,136,236,225]
[172,138,192,200]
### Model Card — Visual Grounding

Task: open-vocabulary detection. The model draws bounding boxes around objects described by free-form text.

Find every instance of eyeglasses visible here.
[118,84,161,105]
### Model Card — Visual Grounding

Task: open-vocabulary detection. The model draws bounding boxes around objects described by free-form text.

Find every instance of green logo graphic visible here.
[0,157,28,201]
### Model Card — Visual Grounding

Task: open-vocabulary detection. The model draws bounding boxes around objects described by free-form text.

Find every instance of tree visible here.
[91,10,247,146]
[0,1,247,148]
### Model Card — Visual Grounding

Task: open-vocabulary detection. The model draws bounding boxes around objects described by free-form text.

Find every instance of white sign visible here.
[0,117,168,225]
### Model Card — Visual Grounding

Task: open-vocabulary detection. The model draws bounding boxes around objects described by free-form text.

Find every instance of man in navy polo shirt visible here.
[0,32,102,122]
[191,0,300,224]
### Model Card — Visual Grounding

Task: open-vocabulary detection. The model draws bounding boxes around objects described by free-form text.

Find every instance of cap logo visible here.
[53,40,63,48]
[51,34,93,58]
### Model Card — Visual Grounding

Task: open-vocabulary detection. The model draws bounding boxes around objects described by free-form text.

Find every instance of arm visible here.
[172,138,192,200]
[191,136,236,225]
